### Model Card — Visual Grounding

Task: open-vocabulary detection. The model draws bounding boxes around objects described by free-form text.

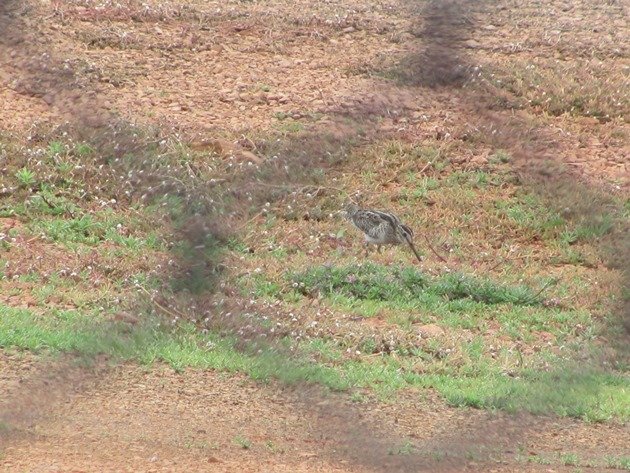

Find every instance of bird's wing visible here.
[351,210,395,236]
[370,210,407,239]
[370,210,401,226]
[369,220,395,240]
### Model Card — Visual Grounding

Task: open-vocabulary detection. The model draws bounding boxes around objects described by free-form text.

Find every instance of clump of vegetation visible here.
[14,167,36,188]
[290,263,546,306]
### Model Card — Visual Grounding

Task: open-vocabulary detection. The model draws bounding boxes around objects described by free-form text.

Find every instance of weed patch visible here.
[290,263,547,306]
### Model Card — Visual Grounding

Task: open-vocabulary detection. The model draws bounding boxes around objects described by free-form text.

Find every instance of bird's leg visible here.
[364,242,370,258]
[377,245,383,254]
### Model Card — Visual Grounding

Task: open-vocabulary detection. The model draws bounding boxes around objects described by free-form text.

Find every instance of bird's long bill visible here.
[407,241,423,264]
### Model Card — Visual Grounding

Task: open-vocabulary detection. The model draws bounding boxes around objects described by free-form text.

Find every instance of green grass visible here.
[2,131,628,428]
[527,455,552,465]
[473,58,628,121]
[275,119,304,134]
[489,149,511,164]
[389,440,415,456]
[331,348,627,420]
[561,453,580,466]
[28,210,163,249]
[350,359,625,420]
[250,262,591,340]
[33,214,105,245]
[2,302,627,421]
[605,456,630,470]
[523,452,630,471]
[434,369,628,422]
[494,195,566,240]
[0,303,345,387]
[560,214,614,245]
[290,263,546,306]
[234,435,252,449]
[237,262,628,419]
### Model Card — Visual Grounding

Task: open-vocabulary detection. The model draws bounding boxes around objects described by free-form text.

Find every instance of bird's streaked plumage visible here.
[343,203,422,263]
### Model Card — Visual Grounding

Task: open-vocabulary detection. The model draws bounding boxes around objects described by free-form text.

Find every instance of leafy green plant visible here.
[489,149,511,163]
[55,160,74,175]
[234,436,252,449]
[37,215,103,244]
[561,453,580,466]
[15,167,36,188]
[74,143,93,156]
[389,440,415,455]
[47,141,65,157]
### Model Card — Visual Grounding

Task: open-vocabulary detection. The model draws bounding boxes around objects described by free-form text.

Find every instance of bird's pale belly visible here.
[365,234,403,245]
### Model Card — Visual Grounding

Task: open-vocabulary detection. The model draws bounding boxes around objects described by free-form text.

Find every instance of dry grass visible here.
[467,58,629,122]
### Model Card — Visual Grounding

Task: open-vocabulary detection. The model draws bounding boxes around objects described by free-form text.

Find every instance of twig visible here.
[529,278,558,303]
[422,234,448,263]
[240,134,258,151]
[418,161,432,175]
[38,193,56,210]
[39,193,76,218]
[365,352,385,358]
[407,240,424,265]
[137,285,187,320]
[486,256,509,272]
[237,209,267,230]
[253,182,352,199]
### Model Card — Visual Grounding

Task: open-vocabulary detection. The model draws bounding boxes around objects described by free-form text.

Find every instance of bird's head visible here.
[399,223,414,243]
[341,201,360,220]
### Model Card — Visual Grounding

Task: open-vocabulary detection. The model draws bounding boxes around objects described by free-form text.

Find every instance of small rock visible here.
[112,311,140,325]
[471,155,488,165]
[299,452,318,458]
[42,94,55,105]
[464,39,481,48]
[218,94,235,103]
[189,138,234,154]
[417,324,445,338]
[253,91,267,104]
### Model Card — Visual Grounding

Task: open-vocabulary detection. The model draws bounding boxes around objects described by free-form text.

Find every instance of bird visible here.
[343,202,423,264]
